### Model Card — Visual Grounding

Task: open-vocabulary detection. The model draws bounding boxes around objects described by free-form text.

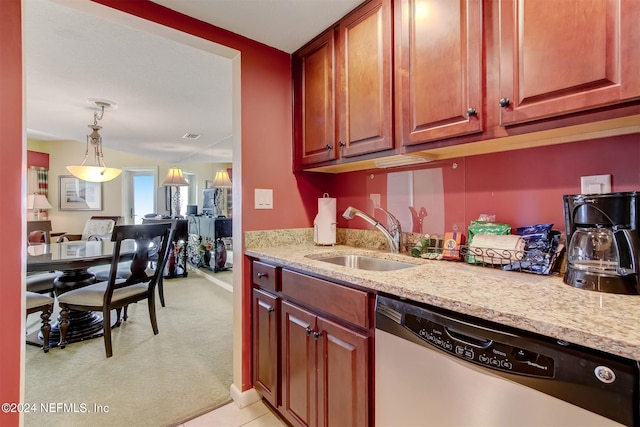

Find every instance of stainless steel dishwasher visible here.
[375,294,639,426]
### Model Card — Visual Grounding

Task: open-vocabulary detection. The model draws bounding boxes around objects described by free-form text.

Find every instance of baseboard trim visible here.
[189,266,233,293]
[229,384,261,409]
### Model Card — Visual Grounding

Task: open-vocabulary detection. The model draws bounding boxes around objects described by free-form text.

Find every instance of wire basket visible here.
[412,243,565,275]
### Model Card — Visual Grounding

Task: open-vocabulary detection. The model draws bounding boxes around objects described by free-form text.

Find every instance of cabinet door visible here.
[395,0,483,146]
[316,316,370,427]
[252,289,279,406]
[338,0,394,157]
[498,0,640,125]
[280,301,317,427]
[294,29,337,166]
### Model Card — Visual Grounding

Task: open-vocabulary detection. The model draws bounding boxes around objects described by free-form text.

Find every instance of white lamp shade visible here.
[27,194,52,210]
[162,167,189,186]
[67,165,122,182]
[212,170,232,188]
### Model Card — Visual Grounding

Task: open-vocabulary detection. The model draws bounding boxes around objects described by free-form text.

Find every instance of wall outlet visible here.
[580,174,611,194]
[255,188,273,209]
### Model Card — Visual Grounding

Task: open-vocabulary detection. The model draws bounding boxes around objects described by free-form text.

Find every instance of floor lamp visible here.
[162,167,188,217]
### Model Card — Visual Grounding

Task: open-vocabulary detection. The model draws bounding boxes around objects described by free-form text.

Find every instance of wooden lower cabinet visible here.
[252,288,279,407]
[251,261,373,427]
[280,301,370,427]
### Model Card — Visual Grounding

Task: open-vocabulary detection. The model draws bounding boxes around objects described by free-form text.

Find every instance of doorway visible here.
[123,168,158,224]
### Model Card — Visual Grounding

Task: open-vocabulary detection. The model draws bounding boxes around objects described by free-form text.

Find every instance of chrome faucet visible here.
[343,206,402,254]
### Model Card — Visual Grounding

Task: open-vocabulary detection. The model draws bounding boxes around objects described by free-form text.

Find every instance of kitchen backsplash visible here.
[329,134,639,237]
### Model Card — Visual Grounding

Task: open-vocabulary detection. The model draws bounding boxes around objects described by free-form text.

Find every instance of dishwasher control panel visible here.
[404,313,555,378]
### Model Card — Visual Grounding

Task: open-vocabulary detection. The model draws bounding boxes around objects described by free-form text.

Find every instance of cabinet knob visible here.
[466,107,477,117]
[338,141,346,147]
[499,98,511,108]
[305,327,312,336]
[257,272,268,279]
[267,307,275,313]
[313,331,321,339]
[325,144,333,150]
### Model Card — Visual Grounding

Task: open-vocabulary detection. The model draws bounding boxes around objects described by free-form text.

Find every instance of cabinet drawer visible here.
[252,261,279,292]
[282,269,369,329]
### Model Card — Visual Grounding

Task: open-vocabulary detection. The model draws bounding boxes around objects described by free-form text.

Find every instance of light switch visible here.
[255,188,273,209]
[580,175,611,194]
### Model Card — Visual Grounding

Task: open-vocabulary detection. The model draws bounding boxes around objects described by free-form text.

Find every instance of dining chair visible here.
[57,222,175,358]
[25,291,61,353]
[26,272,59,297]
[56,217,118,242]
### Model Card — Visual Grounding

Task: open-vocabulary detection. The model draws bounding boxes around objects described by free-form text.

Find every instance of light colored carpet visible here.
[24,271,233,427]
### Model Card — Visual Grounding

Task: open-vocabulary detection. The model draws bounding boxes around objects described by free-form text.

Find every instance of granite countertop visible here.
[245,228,640,361]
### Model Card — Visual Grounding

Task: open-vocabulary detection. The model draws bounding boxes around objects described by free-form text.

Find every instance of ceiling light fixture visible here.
[66,100,122,182]
[162,166,189,217]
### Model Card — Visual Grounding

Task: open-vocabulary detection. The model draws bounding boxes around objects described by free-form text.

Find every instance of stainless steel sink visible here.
[313,254,415,271]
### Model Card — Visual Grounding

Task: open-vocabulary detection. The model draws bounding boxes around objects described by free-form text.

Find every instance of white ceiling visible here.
[25,0,364,165]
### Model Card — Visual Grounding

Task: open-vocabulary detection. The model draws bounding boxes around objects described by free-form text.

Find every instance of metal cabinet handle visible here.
[325,144,333,150]
[466,107,477,117]
[338,141,346,147]
[498,98,511,108]
[257,272,268,279]
[306,327,313,336]
[313,331,321,339]
[267,307,274,313]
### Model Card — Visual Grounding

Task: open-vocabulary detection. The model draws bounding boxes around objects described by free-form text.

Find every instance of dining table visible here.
[26,240,136,347]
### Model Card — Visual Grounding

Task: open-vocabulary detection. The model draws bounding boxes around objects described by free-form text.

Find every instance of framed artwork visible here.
[205,179,214,189]
[58,175,102,211]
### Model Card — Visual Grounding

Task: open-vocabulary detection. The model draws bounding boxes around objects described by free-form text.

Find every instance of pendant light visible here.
[66,100,122,182]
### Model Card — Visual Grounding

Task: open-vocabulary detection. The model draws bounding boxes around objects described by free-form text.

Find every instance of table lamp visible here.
[162,166,189,217]
[212,170,232,217]
[27,193,53,220]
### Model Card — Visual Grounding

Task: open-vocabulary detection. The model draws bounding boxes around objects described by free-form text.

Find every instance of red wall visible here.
[464,135,640,231]
[330,134,640,234]
[0,0,24,425]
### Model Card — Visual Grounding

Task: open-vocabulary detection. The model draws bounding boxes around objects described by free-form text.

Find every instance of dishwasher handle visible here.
[445,326,493,349]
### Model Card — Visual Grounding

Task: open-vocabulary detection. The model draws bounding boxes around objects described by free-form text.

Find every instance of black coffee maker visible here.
[563,192,640,294]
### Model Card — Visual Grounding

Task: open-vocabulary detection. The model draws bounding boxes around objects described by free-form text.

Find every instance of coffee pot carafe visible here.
[563,192,640,294]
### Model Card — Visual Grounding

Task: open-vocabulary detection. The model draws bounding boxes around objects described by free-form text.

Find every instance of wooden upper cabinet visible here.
[498,0,640,126]
[395,0,483,146]
[338,0,394,157]
[294,29,337,166]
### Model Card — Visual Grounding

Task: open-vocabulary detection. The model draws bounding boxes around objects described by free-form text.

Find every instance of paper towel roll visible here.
[314,194,336,245]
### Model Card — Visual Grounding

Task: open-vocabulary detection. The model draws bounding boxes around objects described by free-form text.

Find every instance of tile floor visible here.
[180,400,286,427]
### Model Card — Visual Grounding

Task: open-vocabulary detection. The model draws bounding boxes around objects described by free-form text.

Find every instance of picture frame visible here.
[58,175,103,211]
[205,179,214,189]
